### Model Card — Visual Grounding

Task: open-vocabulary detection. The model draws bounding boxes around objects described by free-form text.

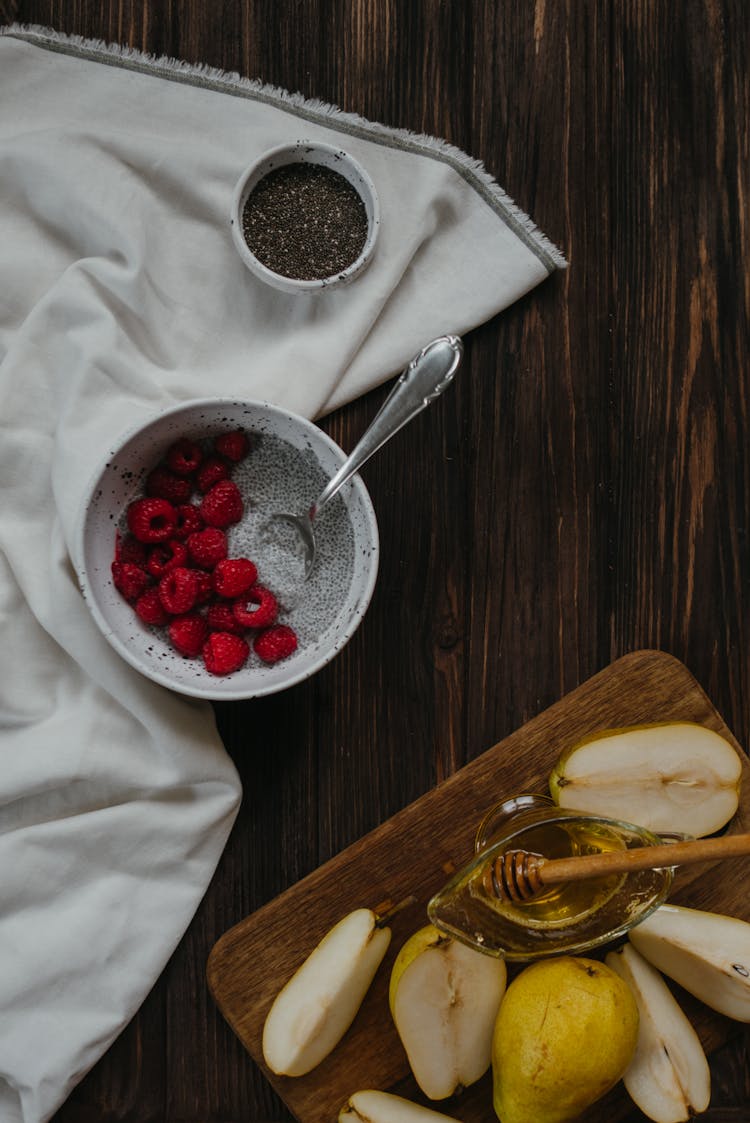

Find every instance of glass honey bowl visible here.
[428,794,685,961]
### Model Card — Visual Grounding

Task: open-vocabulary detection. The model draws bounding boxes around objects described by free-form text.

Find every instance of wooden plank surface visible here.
[207,651,750,1123]
[0,0,745,1119]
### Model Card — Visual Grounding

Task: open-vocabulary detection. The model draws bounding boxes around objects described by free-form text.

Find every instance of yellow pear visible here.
[389,924,507,1100]
[492,956,639,1123]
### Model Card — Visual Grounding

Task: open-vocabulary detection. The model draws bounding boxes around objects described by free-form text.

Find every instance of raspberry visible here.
[207,602,246,635]
[146,540,188,579]
[187,527,228,569]
[215,429,250,462]
[115,534,147,566]
[127,497,177,543]
[168,612,209,658]
[193,569,214,605]
[202,632,250,676]
[158,566,198,615]
[253,624,298,664]
[166,437,203,476]
[213,557,258,598]
[200,480,243,528]
[111,560,150,603]
[196,456,230,494]
[173,504,203,541]
[134,586,170,625]
[232,584,278,629]
[145,466,192,505]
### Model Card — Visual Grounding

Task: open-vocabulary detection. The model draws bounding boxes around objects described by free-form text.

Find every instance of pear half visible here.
[262,907,391,1076]
[339,1090,461,1123]
[389,924,507,1100]
[629,903,750,1021]
[549,722,741,836]
[606,942,710,1123]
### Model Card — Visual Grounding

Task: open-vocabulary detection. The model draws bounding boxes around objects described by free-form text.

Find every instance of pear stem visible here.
[374,895,418,926]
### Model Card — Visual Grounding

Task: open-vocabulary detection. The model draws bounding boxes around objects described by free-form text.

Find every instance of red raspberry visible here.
[213,557,258,598]
[146,540,188,579]
[115,533,147,566]
[207,602,246,635]
[232,584,278,629]
[187,527,228,569]
[202,632,249,676]
[166,437,204,476]
[168,613,209,658]
[134,586,170,625]
[253,624,298,664]
[193,569,214,605]
[200,480,243,528]
[215,429,250,462]
[173,504,203,541]
[196,456,230,494]
[111,560,150,603]
[127,497,177,543]
[158,566,198,614]
[145,466,192,504]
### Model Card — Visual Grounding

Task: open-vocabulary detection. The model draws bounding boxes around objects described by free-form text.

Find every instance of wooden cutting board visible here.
[207,651,750,1123]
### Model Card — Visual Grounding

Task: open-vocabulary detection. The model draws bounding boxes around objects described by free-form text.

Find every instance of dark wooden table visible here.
[3,1,748,1120]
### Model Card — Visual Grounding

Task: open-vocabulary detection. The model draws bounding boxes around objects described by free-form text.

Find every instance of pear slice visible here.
[606,942,710,1122]
[388,924,507,1100]
[262,907,391,1077]
[629,903,750,1022]
[549,722,741,836]
[339,1090,462,1123]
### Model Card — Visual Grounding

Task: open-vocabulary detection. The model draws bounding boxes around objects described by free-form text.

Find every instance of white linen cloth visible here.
[0,23,565,1123]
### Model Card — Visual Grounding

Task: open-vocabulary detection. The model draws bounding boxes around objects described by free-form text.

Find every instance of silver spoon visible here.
[264,334,463,579]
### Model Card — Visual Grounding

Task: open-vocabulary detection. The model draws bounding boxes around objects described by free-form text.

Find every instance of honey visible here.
[428,797,675,960]
[472,820,627,930]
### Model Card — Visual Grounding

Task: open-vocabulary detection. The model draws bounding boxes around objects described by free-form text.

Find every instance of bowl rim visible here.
[229,140,381,294]
[75,396,380,701]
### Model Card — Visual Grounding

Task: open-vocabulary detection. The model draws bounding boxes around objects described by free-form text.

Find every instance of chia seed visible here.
[242,163,369,280]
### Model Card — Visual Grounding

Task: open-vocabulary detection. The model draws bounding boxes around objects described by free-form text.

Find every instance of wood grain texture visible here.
[206,652,750,1123]
[1,0,747,1120]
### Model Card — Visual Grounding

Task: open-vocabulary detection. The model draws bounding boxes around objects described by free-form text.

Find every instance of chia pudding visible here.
[114,429,357,669]
[227,431,356,647]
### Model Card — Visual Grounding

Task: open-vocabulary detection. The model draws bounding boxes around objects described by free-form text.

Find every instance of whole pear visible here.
[492,956,639,1123]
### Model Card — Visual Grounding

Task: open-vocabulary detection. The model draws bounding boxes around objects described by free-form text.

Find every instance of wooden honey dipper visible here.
[483,832,750,904]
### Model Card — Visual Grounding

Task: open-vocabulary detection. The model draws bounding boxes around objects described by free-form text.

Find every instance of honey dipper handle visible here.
[538,831,750,885]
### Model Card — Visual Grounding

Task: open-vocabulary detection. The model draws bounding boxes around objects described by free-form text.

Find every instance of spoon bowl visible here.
[76,397,379,699]
[264,335,463,579]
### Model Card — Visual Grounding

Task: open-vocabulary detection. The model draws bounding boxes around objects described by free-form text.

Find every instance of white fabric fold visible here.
[0,23,565,1123]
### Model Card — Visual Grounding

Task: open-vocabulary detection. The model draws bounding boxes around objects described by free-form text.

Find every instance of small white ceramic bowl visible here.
[76,399,379,701]
[230,141,380,294]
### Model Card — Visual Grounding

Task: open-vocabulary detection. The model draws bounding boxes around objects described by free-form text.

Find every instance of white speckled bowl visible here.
[76,399,379,700]
[230,141,380,294]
